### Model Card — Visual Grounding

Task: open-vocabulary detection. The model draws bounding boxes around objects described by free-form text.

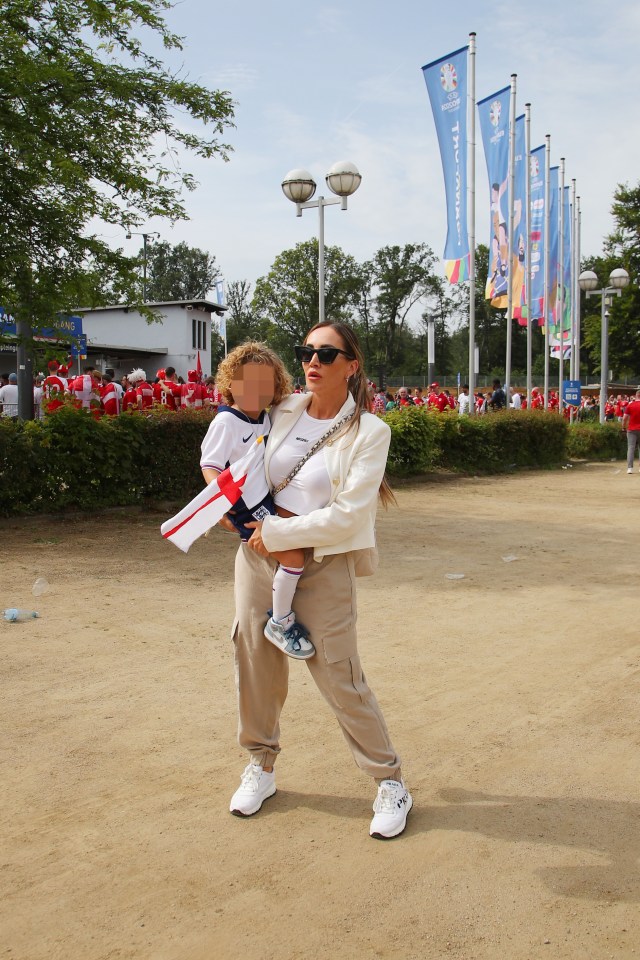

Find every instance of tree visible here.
[252,240,361,369]
[144,241,220,302]
[361,243,440,371]
[0,0,235,337]
[224,280,271,349]
[596,182,640,378]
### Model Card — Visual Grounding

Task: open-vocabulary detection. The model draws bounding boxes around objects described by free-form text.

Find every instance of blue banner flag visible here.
[422,46,470,283]
[477,87,510,307]
[513,115,528,323]
[560,186,572,333]
[529,145,546,322]
[547,166,559,327]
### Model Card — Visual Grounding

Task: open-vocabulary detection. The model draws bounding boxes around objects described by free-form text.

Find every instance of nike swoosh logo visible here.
[242,434,252,443]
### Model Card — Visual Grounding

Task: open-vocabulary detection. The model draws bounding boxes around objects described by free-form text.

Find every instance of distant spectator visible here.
[622,388,640,474]
[457,384,470,416]
[0,372,19,418]
[488,379,506,410]
[510,386,522,410]
[153,366,181,410]
[128,368,154,410]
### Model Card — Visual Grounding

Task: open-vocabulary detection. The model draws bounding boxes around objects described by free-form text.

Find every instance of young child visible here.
[200,342,314,661]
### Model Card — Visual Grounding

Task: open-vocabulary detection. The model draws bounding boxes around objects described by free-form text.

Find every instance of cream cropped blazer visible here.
[261,392,391,567]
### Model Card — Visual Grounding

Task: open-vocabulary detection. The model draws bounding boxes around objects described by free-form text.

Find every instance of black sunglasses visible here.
[294,345,354,365]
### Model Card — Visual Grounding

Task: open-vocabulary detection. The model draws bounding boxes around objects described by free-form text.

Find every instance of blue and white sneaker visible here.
[230,762,276,817]
[369,779,413,839]
[264,613,315,660]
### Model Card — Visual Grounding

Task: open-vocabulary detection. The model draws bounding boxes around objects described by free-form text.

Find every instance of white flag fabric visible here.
[161,435,267,553]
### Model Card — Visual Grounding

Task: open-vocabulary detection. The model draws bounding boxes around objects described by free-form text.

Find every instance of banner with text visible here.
[477,86,510,308]
[513,115,528,322]
[422,46,470,284]
[546,166,559,327]
[528,145,546,323]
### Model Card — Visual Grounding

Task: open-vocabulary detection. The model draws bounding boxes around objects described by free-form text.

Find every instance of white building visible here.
[77,300,226,381]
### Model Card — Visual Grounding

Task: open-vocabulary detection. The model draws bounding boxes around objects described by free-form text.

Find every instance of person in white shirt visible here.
[458,384,470,416]
[0,373,19,417]
[227,322,412,840]
[510,387,522,410]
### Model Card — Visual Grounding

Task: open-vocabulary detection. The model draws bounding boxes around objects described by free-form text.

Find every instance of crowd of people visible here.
[369,380,640,421]
[0,361,223,419]
[1,362,638,427]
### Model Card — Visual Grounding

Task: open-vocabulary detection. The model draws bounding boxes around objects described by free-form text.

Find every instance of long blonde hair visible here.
[305,322,396,507]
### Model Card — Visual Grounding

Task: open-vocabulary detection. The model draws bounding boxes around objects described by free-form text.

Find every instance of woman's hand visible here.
[245,520,270,557]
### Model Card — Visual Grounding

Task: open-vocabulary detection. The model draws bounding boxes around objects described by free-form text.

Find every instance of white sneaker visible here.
[628,468,634,474]
[229,762,276,817]
[369,779,413,839]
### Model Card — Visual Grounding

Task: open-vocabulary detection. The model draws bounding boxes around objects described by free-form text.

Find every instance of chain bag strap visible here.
[272,412,354,496]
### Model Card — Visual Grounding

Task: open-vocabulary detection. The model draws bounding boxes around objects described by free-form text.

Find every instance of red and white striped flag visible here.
[161,436,267,553]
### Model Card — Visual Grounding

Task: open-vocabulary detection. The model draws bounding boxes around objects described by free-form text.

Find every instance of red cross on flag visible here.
[161,435,266,553]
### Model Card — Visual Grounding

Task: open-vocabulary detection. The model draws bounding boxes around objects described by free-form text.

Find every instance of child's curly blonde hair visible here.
[215,341,292,406]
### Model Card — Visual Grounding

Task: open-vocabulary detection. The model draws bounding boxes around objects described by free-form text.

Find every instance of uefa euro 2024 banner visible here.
[547,166,559,327]
[528,145,546,323]
[422,46,470,284]
[560,186,572,334]
[513,115,528,322]
[477,87,510,308]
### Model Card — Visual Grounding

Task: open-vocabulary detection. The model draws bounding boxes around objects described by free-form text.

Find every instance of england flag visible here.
[161,435,267,553]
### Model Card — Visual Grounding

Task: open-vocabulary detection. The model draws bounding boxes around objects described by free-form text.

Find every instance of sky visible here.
[113,0,640,301]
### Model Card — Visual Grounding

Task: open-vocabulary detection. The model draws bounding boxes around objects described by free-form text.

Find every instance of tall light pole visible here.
[578,267,630,424]
[281,161,361,324]
[126,231,160,302]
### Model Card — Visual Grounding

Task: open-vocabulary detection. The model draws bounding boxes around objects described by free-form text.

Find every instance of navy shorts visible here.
[228,492,276,541]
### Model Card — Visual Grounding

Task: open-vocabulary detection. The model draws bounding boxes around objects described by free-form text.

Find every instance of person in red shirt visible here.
[42,360,69,413]
[548,390,559,412]
[127,368,154,409]
[180,369,208,409]
[71,367,102,414]
[153,366,181,410]
[100,375,121,416]
[622,388,640,473]
[121,380,138,412]
[395,386,413,407]
[530,387,544,410]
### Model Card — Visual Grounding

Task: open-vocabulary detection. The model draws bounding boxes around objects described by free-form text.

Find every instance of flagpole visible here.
[575,195,582,386]
[525,102,532,407]
[468,32,477,416]
[505,74,517,399]
[558,158,565,412]
[543,134,551,409]
[570,179,576,382]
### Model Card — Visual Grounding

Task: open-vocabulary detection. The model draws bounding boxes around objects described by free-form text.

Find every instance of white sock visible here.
[272,565,303,622]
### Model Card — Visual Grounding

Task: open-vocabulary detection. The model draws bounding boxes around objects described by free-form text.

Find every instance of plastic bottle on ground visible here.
[3,609,40,622]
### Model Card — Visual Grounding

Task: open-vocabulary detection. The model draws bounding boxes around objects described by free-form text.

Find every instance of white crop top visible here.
[270,410,333,515]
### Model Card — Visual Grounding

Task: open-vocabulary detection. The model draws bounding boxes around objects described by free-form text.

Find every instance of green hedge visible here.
[565,421,627,461]
[0,406,630,517]
[0,407,213,516]
[384,408,568,475]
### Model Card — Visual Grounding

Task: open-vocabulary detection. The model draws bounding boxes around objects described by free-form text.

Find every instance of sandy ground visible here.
[1,461,639,960]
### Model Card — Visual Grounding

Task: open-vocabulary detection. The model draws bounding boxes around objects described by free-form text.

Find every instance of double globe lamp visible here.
[578,266,630,424]
[281,161,362,325]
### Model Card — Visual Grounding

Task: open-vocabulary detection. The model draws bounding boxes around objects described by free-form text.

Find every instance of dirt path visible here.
[1,462,639,960]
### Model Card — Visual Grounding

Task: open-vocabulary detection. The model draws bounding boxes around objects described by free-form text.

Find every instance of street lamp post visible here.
[126,231,160,302]
[281,162,361,324]
[578,267,630,424]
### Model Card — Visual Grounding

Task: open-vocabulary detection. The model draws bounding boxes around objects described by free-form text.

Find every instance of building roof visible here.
[76,299,227,316]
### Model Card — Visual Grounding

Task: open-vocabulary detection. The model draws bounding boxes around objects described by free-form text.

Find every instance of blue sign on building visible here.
[564,380,581,407]
[1,307,83,342]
